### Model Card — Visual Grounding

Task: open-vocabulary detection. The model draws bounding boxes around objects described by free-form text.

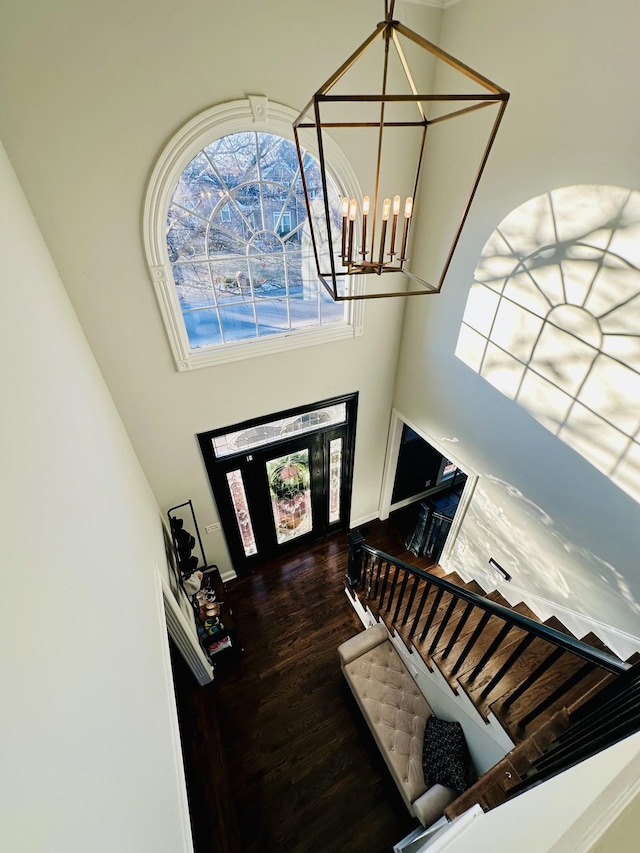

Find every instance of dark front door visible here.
[198,395,357,571]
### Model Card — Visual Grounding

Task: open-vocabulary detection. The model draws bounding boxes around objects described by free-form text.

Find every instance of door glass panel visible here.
[211,402,347,458]
[225,469,258,556]
[266,451,312,544]
[329,438,343,524]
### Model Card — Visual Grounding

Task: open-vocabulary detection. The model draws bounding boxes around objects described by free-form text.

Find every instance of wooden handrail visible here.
[349,536,629,676]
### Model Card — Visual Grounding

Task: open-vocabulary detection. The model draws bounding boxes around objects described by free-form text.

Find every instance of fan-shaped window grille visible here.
[456,185,640,503]
[144,100,362,370]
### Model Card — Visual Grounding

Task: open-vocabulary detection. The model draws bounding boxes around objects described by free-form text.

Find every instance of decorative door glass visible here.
[225,469,258,556]
[329,438,343,523]
[265,450,313,544]
[211,402,347,458]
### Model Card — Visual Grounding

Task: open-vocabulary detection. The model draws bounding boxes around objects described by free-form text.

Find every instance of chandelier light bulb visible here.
[361,196,371,260]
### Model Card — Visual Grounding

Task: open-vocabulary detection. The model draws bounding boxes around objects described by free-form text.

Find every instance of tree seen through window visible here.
[166,132,345,348]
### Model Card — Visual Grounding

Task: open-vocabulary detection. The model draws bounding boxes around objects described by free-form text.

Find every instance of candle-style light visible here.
[361,196,370,261]
[378,198,391,267]
[341,197,349,260]
[347,198,357,264]
[389,195,401,259]
[400,196,413,264]
[340,194,413,271]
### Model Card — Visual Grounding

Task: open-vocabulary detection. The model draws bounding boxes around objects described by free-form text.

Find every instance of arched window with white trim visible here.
[144,99,363,370]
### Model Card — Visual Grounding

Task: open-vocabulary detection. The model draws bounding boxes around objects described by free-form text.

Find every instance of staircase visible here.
[345,529,638,819]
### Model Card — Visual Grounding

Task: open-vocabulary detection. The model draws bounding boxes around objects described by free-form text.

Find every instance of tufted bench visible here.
[338,623,457,827]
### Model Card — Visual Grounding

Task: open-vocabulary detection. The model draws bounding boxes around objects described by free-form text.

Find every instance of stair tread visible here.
[460,634,589,713]
[378,571,501,675]
[460,579,486,595]
[398,599,470,674]
[486,590,512,608]
[564,632,625,663]
[566,671,616,715]
[544,615,573,635]
[512,601,541,622]
[494,659,611,740]
[391,575,465,636]
[386,576,440,632]
[443,602,534,682]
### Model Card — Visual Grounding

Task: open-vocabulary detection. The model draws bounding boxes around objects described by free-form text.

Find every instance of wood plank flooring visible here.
[171,510,424,853]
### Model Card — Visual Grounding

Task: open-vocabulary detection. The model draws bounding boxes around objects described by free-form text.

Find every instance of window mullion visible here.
[150,108,357,364]
[283,242,292,331]
[255,133,266,234]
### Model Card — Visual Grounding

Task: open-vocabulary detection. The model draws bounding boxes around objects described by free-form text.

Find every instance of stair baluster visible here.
[346,530,636,816]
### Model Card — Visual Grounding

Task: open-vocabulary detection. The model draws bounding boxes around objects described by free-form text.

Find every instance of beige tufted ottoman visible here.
[338,623,457,827]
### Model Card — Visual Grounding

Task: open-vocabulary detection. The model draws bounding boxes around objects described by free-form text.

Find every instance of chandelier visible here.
[293,0,509,300]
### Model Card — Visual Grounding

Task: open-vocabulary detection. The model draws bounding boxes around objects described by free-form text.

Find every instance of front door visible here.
[198,395,357,571]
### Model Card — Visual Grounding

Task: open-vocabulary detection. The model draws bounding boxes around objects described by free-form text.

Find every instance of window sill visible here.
[175,322,363,371]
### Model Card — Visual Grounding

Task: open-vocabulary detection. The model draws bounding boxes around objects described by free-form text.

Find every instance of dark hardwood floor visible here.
[171,509,426,853]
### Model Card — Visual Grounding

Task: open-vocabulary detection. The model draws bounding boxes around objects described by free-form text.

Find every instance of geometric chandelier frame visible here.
[293,0,510,300]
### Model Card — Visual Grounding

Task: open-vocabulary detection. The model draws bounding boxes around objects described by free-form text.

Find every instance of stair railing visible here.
[507,661,640,797]
[346,531,639,806]
[347,532,629,677]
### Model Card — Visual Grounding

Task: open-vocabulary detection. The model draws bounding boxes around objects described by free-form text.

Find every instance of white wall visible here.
[393,0,640,651]
[0,140,192,852]
[429,732,640,853]
[0,0,443,577]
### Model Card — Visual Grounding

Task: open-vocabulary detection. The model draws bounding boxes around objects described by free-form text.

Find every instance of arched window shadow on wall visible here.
[456,185,640,503]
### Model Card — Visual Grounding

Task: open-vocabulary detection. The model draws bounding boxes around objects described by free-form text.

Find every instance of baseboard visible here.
[350,511,380,529]
[219,567,237,583]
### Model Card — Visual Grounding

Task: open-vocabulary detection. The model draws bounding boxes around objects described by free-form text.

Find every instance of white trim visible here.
[350,510,380,529]
[379,409,405,521]
[153,569,197,853]
[378,409,477,566]
[401,0,463,8]
[414,806,484,852]
[389,478,473,514]
[549,742,640,853]
[219,566,237,584]
[439,474,477,567]
[345,585,377,629]
[143,98,364,371]
[161,576,214,685]
[173,323,360,371]
[389,490,434,512]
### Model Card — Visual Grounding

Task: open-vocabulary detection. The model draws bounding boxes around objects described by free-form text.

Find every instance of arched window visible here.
[144,99,363,370]
[456,184,640,504]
